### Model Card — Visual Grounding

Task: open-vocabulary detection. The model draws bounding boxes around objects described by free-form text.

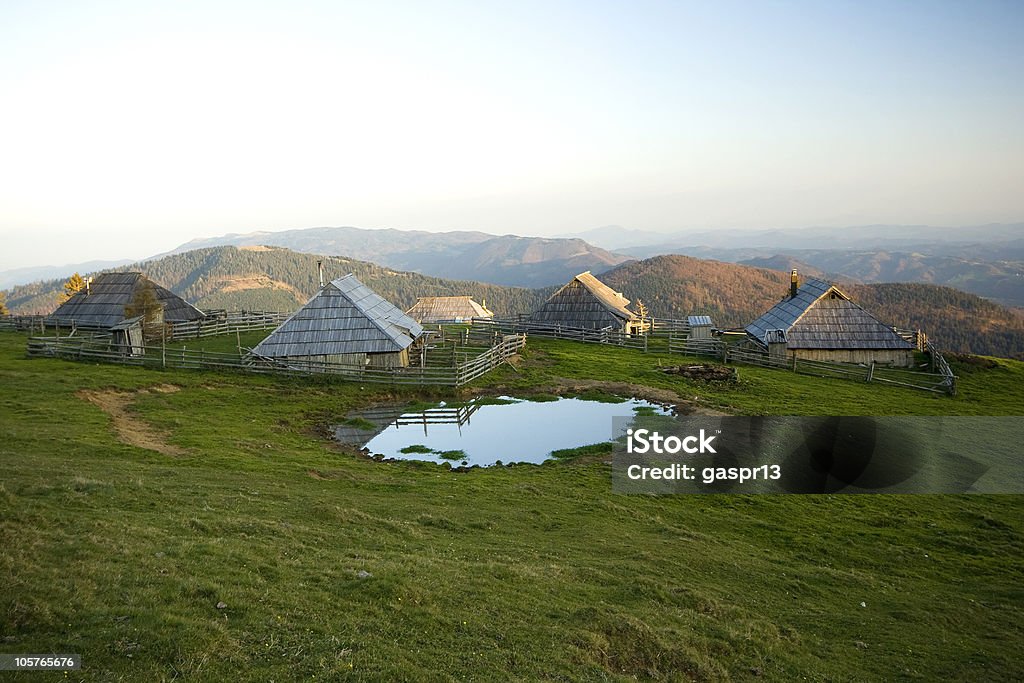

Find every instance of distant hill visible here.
[607,244,1024,309]
[736,256,828,281]
[168,226,632,287]
[600,222,1024,308]
[617,223,1024,255]
[554,225,672,250]
[741,250,1024,308]
[0,259,135,290]
[4,246,551,317]
[601,255,1024,359]
[6,247,1022,358]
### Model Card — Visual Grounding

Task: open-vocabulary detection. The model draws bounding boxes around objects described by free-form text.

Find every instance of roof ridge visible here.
[330,274,420,345]
[787,281,844,329]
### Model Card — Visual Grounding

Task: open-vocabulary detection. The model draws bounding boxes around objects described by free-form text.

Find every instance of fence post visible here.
[866,362,875,383]
[791,355,798,373]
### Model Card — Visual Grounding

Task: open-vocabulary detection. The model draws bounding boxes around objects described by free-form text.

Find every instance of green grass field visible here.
[1,331,1022,681]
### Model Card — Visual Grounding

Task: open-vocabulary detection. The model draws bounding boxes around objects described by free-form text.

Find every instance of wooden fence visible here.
[662,336,957,395]
[466,318,956,395]
[25,332,526,387]
[10,311,957,395]
[475,317,648,350]
[168,311,291,340]
[0,315,48,332]
[1,311,291,339]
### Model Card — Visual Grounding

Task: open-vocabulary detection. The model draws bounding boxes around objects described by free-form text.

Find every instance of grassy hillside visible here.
[1,330,1023,681]
[602,255,1024,359]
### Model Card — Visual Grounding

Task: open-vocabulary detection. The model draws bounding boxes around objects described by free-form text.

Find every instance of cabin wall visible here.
[767,341,788,360]
[367,349,409,369]
[790,348,914,367]
[283,352,409,369]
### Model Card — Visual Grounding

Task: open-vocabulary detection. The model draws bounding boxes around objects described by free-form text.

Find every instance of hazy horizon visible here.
[2,0,1022,270]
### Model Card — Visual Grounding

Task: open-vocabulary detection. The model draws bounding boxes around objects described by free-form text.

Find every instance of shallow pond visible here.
[333,395,673,467]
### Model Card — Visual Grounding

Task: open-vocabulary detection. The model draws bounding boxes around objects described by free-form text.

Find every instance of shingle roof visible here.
[249,274,424,358]
[688,315,713,327]
[746,278,913,351]
[406,296,494,323]
[47,272,204,328]
[530,271,636,329]
[109,315,144,331]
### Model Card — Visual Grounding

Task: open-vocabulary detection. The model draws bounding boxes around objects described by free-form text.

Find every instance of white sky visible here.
[1,0,1022,270]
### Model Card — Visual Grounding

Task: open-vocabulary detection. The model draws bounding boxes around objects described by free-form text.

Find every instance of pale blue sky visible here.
[1,0,1022,269]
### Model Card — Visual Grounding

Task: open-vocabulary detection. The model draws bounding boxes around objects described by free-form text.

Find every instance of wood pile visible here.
[660,364,737,382]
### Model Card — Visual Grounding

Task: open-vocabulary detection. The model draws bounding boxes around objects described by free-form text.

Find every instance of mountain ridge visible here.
[165,225,632,287]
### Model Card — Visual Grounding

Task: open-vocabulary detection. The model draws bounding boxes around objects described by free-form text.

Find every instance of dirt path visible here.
[77,385,186,456]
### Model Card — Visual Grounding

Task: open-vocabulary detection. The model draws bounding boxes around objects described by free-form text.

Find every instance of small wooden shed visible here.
[745,274,915,367]
[109,316,145,357]
[248,274,424,370]
[47,272,204,330]
[687,315,714,341]
[406,296,494,324]
[530,271,642,333]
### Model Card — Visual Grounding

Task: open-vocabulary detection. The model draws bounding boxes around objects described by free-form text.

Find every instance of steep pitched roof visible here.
[47,272,204,328]
[406,296,494,323]
[249,274,423,358]
[530,271,636,329]
[746,278,913,350]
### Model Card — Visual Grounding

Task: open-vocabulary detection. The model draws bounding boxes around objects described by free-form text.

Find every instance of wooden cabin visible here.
[406,296,494,324]
[46,272,204,331]
[530,271,643,333]
[745,272,915,367]
[248,274,424,370]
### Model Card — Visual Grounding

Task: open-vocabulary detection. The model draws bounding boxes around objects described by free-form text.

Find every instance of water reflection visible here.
[334,395,672,467]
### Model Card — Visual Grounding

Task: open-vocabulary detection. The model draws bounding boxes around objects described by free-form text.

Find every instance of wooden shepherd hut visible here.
[248,274,424,370]
[745,271,915,367]
[47,272,204,330]
[530,271,643,333]
[406,296,494,324]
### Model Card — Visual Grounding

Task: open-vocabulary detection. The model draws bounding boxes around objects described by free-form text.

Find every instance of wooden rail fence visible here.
[467,318,956,395]
[25,332,525,387]
[475,317,649,350]
[662,337,956,395]
[8,311,957,395]
[168,311,291,340]
[0,315,48,332]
